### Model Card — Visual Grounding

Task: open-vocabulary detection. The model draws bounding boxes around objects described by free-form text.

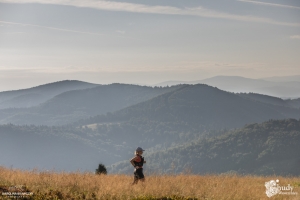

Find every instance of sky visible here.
[0,0,300,91]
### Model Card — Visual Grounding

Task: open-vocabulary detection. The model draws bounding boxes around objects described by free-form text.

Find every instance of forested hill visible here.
[0,84,182,125]
[37,84,181,117]
[79,84,300,129]
[1,84,300,172]
[238,93,300,109]
[156,76,300,98]
[286,98,300,109]
[0,124,105,171]
[110,119,300,176]
[0,80,98,109]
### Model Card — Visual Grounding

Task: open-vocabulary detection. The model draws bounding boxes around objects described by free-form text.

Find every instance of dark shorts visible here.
[134,168,144,179]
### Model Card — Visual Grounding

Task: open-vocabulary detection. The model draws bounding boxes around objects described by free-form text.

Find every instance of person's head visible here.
[135,147,145,155]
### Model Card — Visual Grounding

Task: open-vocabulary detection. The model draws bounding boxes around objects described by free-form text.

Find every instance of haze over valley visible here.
[0,79,299,176]
[1,0,300,180]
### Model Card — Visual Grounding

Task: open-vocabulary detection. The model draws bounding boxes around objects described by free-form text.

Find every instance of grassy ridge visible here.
[0,167,299,199]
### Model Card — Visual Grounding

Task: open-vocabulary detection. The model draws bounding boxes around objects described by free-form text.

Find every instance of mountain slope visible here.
[0,124,109,171]
[155,76,300,98]
[110,119,300,176]
[69,84,300,164]
[199,76,271,92]
[199,76,300,98]
[237,93,290,107]
[0,80,99,109]
[0,93,48,109]
[86,84,300,129]
[238,93,300,109]
[286,98,300,109]
[77,84,300,170]
[2,84,300,172]
[0,84,182,125]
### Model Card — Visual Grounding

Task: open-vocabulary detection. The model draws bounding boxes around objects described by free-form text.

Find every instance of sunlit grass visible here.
[0,166,299,199]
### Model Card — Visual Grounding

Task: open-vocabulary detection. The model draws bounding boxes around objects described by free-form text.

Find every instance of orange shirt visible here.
[131,155,143,168]
[133,155,142,163]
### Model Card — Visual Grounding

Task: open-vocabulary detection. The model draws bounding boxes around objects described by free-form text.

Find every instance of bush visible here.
[95,163,107,175]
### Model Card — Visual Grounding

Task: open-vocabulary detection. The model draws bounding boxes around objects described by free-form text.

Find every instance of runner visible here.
[130,147,146,185]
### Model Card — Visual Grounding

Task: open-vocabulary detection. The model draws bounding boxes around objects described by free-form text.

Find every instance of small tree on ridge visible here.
[95,163,107,175]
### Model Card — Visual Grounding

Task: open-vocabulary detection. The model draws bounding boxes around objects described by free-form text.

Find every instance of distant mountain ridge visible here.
[262,75,300,82]
[1,81,300,173]
[155,75,300,98]
[237,93,300,109]
[0,80,99,109]
[0,84,182,125]
[1,80,300,126]
[73,84,300,167]
[82,84,300,129]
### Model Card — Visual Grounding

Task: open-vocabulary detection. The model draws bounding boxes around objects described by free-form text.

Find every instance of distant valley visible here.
[110,119,300,176]
[0,79,299,176]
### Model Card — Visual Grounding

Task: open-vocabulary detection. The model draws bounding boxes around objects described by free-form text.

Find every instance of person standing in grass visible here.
[130,147,146,184]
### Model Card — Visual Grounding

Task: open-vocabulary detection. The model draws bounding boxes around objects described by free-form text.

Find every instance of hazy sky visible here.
[0,0,300,91]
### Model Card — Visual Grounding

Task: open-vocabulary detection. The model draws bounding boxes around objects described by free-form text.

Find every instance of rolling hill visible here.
[237,93,300,109]
[0,124,111,171]
[155,76,300,98]
[71,84,300,167]
[0,84,182,125]
[110,119,300,176]
[0,80,99,109]
[83,84,300,129]
[1,84,300,172]
[286,98,300,109]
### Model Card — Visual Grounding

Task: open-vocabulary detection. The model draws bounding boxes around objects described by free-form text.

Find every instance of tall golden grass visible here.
[0,166,299,200]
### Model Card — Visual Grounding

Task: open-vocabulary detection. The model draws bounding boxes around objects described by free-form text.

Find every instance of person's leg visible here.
[132,171,139,185]
[139,169,145,183]
[132,176,138,185]
[132,168,145,185]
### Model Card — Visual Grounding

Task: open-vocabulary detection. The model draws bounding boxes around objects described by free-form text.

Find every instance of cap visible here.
[136,147,145,152]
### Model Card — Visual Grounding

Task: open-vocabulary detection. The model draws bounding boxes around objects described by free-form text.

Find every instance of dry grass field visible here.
[0,166,299,200]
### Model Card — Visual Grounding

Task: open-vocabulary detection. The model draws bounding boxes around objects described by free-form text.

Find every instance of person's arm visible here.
[130,157,137,168]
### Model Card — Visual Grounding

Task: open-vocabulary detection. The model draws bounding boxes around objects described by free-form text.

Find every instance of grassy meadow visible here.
[0,166,299,200]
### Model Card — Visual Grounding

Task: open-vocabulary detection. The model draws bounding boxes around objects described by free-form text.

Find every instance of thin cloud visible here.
[237,0,300,10]
[0,20,143,41]
[0,31,25,34]
[116,30,125,34]
[290,35,300,39]
[0,0,299,27]
[0,20,105,36]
